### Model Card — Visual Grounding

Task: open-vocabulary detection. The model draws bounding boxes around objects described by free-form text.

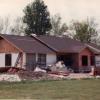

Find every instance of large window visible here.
[37,54,46,66]
[82,56,88,66]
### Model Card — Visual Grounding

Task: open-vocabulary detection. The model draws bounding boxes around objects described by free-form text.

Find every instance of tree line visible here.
[0,0,100,44]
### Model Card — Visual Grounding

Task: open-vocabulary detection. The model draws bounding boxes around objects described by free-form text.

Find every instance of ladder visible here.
[14,53,22,67]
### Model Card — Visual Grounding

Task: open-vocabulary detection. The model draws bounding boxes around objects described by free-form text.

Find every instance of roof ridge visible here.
[30,35,58,53]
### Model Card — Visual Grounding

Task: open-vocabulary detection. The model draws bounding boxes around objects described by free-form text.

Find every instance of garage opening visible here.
[5,54,12,66]
[82,56,88,66]
[57,54,73,66]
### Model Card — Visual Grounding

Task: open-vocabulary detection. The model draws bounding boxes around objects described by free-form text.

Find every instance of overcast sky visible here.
[0,0,100,24]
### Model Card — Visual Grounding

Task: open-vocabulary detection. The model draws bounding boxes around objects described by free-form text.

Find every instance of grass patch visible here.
[0,79,100,99]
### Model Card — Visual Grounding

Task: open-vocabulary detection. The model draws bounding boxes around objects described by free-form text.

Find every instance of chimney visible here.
[31,34,37,37]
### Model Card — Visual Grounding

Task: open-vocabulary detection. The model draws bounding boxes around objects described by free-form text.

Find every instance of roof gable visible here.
[0,34,55,54]
[1,34,99,54]
[0,38,20,53]
[86,43,100,54]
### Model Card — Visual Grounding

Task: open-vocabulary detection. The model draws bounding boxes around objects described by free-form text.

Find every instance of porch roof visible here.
[86,43,100,54]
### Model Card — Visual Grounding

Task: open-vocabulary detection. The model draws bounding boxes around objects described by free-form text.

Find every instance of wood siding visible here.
[0,39,20,53]
[79,48,93,67]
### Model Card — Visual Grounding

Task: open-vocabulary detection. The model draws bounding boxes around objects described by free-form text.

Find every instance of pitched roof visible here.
[33,35,86,53]
[86,43,100,54]
[87,43,100,50]
[0,34,55,53]
[0,34,99,54]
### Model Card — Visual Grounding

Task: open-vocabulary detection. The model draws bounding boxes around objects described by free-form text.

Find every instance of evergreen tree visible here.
[23,0,52,35]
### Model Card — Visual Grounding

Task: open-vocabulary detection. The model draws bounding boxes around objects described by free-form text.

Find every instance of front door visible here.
[5,54,12,66]
[82,56,88,66]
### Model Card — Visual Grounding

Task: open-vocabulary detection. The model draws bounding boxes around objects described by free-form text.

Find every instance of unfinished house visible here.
[0,34,55,70]
[0,34,99,72]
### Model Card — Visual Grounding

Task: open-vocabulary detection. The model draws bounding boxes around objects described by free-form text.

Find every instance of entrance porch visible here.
[57,48,95,73]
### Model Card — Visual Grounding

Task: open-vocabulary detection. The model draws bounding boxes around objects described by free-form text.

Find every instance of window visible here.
[5,54,12,66]
[26,53,36,70]
[82,56,88,66]
[37,54,46,66]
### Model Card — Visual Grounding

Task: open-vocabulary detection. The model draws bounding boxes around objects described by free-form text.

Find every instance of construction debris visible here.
[18,70,47,80]
[0,74,21,82]
[34,67,46,73]
[49,61,69,76]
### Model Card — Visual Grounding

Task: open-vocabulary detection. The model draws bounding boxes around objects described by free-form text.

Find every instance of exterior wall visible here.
[36,53,57,66]
[95,55,100,67]
[79,48,93,68]
[0,38,25,68]
[72,53,79,70]
[12,53,19,67]
[0,39,20,53]
[12,53,26,68]
[23,53,56,69]
[0,53,18,67]
[25,53,36,70]
[23,53,26,67]
[0,53,57,68]
[46,54,57,66]
[0,53,5,67]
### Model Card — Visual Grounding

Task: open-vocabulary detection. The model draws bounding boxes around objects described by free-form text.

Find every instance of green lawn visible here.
[0,79,100,100]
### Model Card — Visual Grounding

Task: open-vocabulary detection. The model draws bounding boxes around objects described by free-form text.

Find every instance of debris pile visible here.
[49,61,70,76]
[0,61,97,82]
[0,74,21,82]
[18,70,47,80]
[18,70,69,81]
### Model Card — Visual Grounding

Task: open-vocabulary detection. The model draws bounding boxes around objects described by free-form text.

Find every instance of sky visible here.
[0,0,100,25]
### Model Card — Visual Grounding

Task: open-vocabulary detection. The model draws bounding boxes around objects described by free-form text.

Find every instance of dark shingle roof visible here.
[0,34,55,53]
[87,43,100,50]
[1,34,99,54]
[35,35,86,53]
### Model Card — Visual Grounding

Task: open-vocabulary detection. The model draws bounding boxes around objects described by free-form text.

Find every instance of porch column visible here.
[20,53,23,68]
[88,55,91,66]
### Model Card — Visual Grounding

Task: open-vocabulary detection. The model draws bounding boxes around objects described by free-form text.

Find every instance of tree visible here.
[69,18,98,43]
[0,16,25,35]
[23,0,52,35]
[50,14,68,36]
[0,17,3,33]
[10,17,25,35]
[0,16,10,34]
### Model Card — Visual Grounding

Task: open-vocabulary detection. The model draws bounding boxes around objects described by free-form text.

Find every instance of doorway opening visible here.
[5,54,12,66]
[57,54,73,66]
[82,56,88,66]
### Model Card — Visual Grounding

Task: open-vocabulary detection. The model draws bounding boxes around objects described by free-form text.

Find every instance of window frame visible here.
[37,54,46,66]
